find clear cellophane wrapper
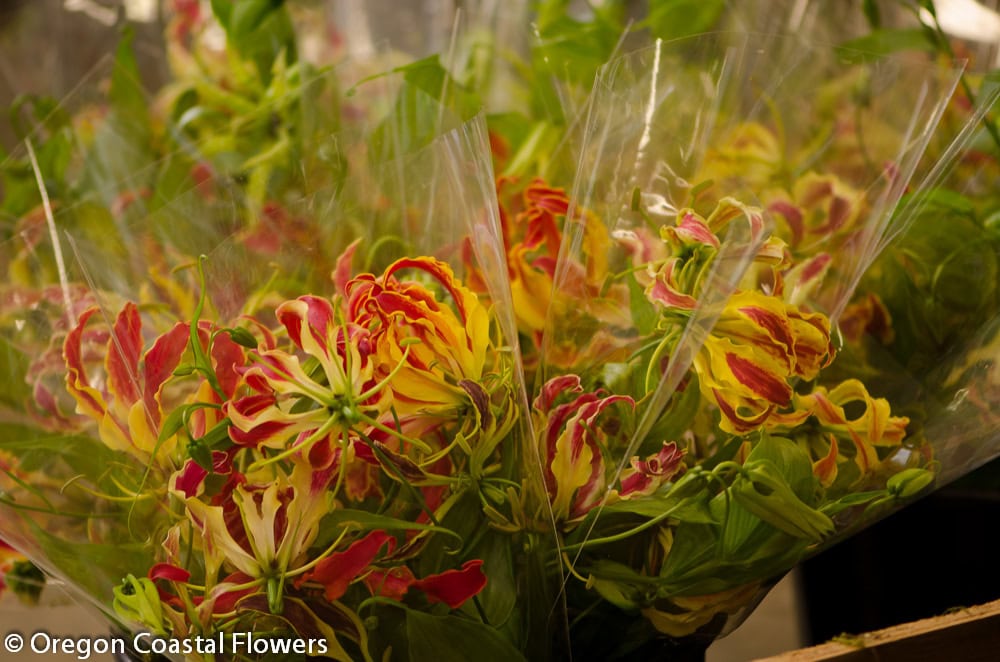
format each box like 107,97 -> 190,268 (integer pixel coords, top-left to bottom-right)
0,9 -> 565,658
527,31 -> 996,658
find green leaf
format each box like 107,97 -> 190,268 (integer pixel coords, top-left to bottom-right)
67,202 -> 129,263
198,418 -> 233,449
644,0 -> 726,41
110,27 -> 147,119
406,609 -> 527,662
837,29 -> 934,62
468,531 -> 517,626
149,154 -> 196,214
158,406 -> 188,443
315,509 -> 462,547
730,462 -> 833,542
229,0 -> 284,39
210,0 -> 294,82
886,467 -> 935,498
0,425 -> 119,478
497,119 -> 560,178
602,490 -> 717,525
534,0 -> 572,31
0,337 -> 30,408
639,376 -> 701,456
716,495 -> 767,558
898,188 -> 975,217
1,97 -> 73,219
744,433 -> 818,504
187,439 -> 213,471
532,13 -> 620,87
209,0 -> 233,28
863,0 -> 882,28
628,271 -> 658,337
932,242 -> 998,312
657,520 -> 720,582
367,56 -> 481,161
26,520 -> 154,602
416,489 -> 480,577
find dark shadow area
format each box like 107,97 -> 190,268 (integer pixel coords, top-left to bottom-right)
801,457 -> 1000,643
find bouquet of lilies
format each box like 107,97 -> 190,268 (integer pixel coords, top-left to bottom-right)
2,1 -> 999,660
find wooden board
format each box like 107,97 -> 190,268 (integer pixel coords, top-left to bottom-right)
759,598 -> 1000,662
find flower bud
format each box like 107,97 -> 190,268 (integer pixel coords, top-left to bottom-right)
886,468 -> 935,499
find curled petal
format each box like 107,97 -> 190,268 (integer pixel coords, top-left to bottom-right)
173,460 -> 210,499
647,260 -> 699,311
226,395 -> 328,449
813,435 -> 839,488
142,322 -> 190,425
534,374 -> 583,412
347,259 -> 491,416
333,239 -> 362,298
171,450 -> 236,499
208,331 -> 246,397
780,379 -> 908,475
296,530 -> 393,602
206,572 -> 257,614
243,350 -> 328,398
543,387 -> 634,519
783,253 -> 832,306
662,211 -> 720,249
839,293 -> 894,345
105,302 -> 143,412
63,307 -> 107,421
363,566 -> 416,601
277,296 -> 336,365
148,563 -> 191,583
411,560 -> 487,609
620,442 -> 686,499
724,351 -> 793,406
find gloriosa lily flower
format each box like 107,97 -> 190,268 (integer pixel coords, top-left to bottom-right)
644,200 -> 834,434
63,301 -> 248,468
771,379 -> 909,480
492,177 -> 566,341
696,122 -> 783,200
64,303 -> 189,465
534,375 -> 633,521
618,442 -> 686,499
345,257 -> 491,417
766,172 -> 867,251
181,460 -> 333,588
227,294 -> 383,452
296,530 -> 487,609
693,290 -> 833,434
839,292 -> 894,345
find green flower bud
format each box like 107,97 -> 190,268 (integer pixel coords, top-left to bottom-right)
732,461 -> 834,542
113,575 -> 166,635
886,468 -> 935,499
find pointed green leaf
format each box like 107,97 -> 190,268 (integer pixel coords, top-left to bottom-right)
406,609 -> 526,662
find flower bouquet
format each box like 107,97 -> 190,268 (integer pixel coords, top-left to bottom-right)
2,1 -> 999,661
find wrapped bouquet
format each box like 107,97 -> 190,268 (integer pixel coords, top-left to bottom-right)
1,1 -> 998,660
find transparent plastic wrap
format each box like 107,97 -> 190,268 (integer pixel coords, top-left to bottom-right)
4,3 -> 1000,661
0,9 -> 561,659
525,33 -> 983,659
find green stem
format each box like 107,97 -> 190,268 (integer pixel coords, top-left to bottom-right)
247,414 -> 342,472
560,502 -> 683,552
